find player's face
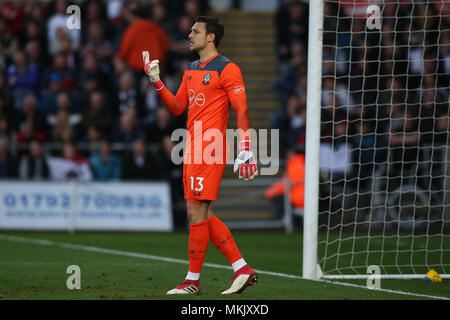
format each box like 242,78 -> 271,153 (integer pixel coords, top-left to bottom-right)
188,22 -> 212,52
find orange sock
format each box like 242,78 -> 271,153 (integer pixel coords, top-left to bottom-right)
209,216 -> 243,265
187,219 -> 210,277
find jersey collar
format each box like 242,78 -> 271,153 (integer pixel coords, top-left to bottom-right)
200,53 -> 219,69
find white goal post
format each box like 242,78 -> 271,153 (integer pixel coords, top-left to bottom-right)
303,0 -> 450,280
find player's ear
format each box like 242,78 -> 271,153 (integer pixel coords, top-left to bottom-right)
207,32 -> 215,44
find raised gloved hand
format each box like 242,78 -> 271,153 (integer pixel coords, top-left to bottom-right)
142,51 -> 160,83
233,140 -> 258,181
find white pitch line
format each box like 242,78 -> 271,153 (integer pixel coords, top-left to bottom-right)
320,279 -> 450,300
0,234 -> 448,300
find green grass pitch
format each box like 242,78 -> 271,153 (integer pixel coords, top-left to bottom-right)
0,231 -> 449,300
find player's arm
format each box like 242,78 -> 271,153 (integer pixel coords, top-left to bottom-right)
221,63 -> 258,181
142,51 -> 187,116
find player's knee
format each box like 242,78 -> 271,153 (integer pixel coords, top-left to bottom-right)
187,210 -> 202,224
207,208 -> 215,220
187,205 -> 208,224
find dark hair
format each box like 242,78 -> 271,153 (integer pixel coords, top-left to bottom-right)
196,16 -> 224,48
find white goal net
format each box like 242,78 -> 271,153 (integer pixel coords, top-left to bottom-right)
314,0 -> 450,279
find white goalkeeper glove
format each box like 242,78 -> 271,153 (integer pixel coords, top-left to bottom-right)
233,140 -> 258,181
142,51 -> 160,83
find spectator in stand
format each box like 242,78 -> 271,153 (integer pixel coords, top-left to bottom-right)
58,36 -> 79,71
434,115 -> 450,146
81,21 -> 113,69
0,136 -> 18,179
47,0 -> 81,55
89,137 -> 121,181
6,50 -> 40,109
46,140 -> 92,181
151,1 -> 175,34
439,33 -> 450,86
15,93 -> 47,144
38,72 -> 64,115
407,35 -> 426,91
290,41 -> 308,77
352,119 -> 386,190
294,74 -> 307,100
417,74 -> 448,111
111,107 -> 144,149
0,116 -> 15,146
25,40 -> 46,74
121,137 -> 163,181
18,139 -> 49,180
81,91 -> 113,136
48,109 -> 79,145
0,74 -> 15,127
286,95 -> 307,152
183,0 -> 203,22
60,140 -> 83,161
271,41 -> 307,113
79,125 -> 102,158
0,18 -> 19,61
116,71 -> 137,115
109,0 -> 137,52
115,4 -> 169,72
110,56 -> 128,103
16,118 -> 46,159
265,144 -> 306,216
388,108 -> 420,183
42,53 -> 75,92
169,15 -> 198,71
417,75 -> 448,145
20,19 -> 46,53
1,1 -> 25,37
275,0 -> 308,63
322,77 -> 352,116
80,0 -> 111,44
106,0 -> 123,28
320,117 -> 354,181
271,93 -> 304,158
75,73 -> 102,112
21,0 -> 48,34
146,106 -> 176,146
77,51 -> 109,94
46,92 -> 81,127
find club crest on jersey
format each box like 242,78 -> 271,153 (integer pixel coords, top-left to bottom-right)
234,86 -> 244,95
202,73 -> 212,85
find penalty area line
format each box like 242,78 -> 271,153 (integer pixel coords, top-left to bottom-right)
0,234 -> 448,300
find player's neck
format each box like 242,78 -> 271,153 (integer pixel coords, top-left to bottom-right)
198,47 -> 219,63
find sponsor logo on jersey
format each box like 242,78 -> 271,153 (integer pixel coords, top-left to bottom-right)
202,73 -> 212,85
188,89 -> 206,108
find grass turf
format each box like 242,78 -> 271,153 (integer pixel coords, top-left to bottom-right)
0,231 -> 449,300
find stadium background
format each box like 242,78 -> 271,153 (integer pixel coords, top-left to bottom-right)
0,0 -> 450,300
0,0 -> 311,230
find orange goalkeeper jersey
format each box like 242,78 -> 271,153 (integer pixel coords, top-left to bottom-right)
158,53 -> 250,165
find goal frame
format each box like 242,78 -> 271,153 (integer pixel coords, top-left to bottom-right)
303,0 -> 450,280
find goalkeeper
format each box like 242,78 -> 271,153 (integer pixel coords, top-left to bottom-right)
142,16 -> 258,295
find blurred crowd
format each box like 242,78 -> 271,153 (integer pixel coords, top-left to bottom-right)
272,0 -> 450,197
1,0 -> 449,213
0,0 -> 214,208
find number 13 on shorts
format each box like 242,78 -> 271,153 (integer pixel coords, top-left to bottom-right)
190,176 -> 204,191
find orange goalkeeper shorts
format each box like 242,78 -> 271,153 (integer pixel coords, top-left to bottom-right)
183,162 -> 227,201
